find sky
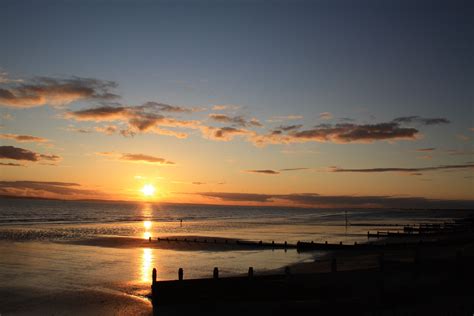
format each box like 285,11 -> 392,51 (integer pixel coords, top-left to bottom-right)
0,0 -> 473,208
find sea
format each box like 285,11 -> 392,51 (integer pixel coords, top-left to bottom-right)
0,197 -> 472,313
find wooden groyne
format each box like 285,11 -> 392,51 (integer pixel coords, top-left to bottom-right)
150,251 -> 474,315
148,236 -> 297,250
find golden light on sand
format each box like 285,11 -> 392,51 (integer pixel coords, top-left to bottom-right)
144,220 -> 152,229
141,184 -> 156,197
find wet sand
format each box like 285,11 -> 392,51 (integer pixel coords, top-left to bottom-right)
0,287 -> 152,316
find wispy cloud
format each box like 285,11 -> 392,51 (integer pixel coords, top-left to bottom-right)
244,168 -> 309,175
392,116 -> 450,125
416,148 -> 436,152
0,77 -> 118,108
0,180 -> 101,199
212,104 -> 240,111
245,169 -> 280,175
267,115 -> 303,123
96,151 -> 175,165
0,146 -> 60,163
66,103 -> 200,139
198,192 -> 474,209
319,112 -> 333,120
330,163 -> 474,174
0,133 -> 49,143
208,114 -> 262,127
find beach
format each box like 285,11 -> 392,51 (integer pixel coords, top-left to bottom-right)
1,197 -> 473,315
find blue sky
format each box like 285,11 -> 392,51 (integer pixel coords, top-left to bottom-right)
0,0 -> 473,207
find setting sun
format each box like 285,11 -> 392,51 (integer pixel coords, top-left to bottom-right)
141,184 -> 156,197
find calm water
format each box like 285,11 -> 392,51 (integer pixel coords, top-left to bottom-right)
0,197 -> 472,312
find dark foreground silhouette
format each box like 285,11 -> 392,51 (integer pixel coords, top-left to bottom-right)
151,217 -> 474,315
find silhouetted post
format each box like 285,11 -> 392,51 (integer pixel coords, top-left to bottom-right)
248,267 -> 254,279
285,266 -> 291,277
214,239 -> 217,243
272,241 -> 275,248
354,242 -> 357,246
213,267 -> 219,279
331,258 -> 337,272
379,253 -> 385,272
339,241 -> 342,245
149,236 -> 151,242
325,241 -> 328,245
456,250 -> 463,279
284,241 -> 287,248
152,268 -> 157,284
178,268 -> 183,281
259,240 -> 263,246
367,231 -> 370,239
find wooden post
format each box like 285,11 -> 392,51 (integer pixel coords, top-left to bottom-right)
331,258 -> 337,272
178,268 -> 183,281
149,236 -> 151,242
248,267 -> 254,279
354,242 -> 357,246
339,241 -> 342,245
367,231 -> 370,239
259,240 -> 263,246
325,241 -> 328,245
379,253 -> 384,272
152,268 -> 157,284
213,267 -> 219,279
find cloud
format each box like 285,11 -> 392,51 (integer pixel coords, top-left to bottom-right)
0,77 -> 118,108
416,148 -> 436,152
66,104 -> 200,139
331,163 -> 474,174
245,169 -> 280,175
0,162 -> 24,167
0,180 -> 101,199
319,112 -> 333,120
392,116 -> 450,125
0,133 -> 49,143
141,101 -> 195,113
280,167 -> 309,172
200,126 -> 253,141
0,71 -> 23,84
94,125 -> 118,135
0,146 -> 61,162
286,122 -> 418,144
212,104 -> 240,111
120,153 -> 175,165
208,114 -> 262,127
96,151 -> 175,165
278,124 -> 303,131
197,192 -> 474,209
244,167 -> 309,175
267,115 -> 303,123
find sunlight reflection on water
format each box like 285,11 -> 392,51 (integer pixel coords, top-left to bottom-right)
141,248 -> 153,283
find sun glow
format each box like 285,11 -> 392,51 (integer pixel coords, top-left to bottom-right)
141,184 -> 156,197
144,220 -> 152,229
